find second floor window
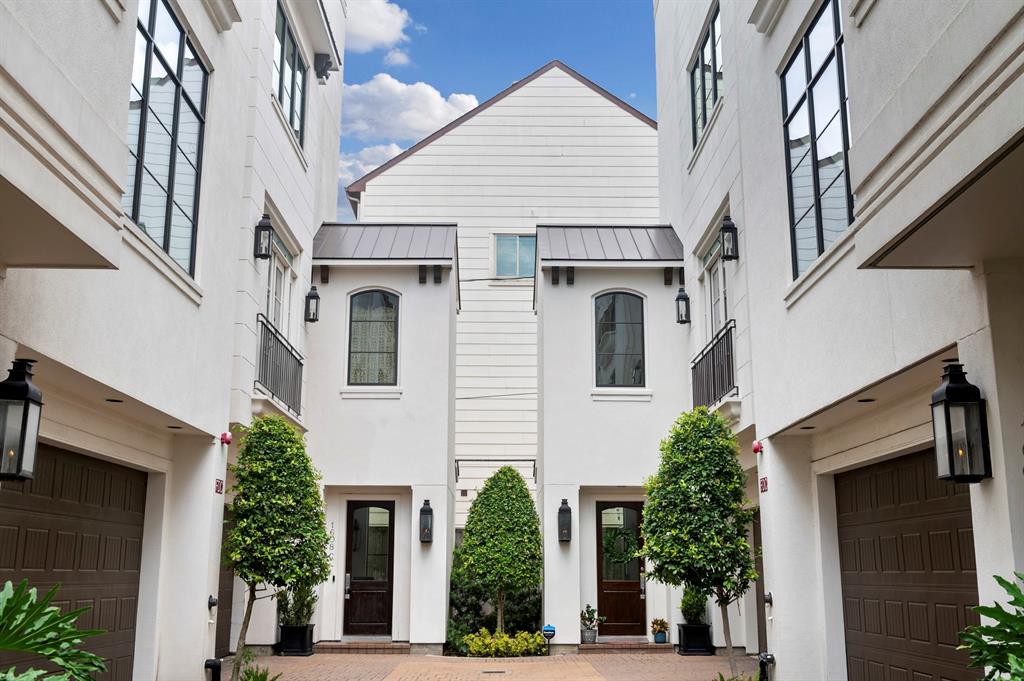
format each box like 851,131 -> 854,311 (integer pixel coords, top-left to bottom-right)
782,0 -> 852,279
123,0 -> 207,274
273,4 -> 307,145
595,292 -> 645,388
265,232 -> 295,334
495,235 -> 536,278
349,290 -> 399,386
706,253 -> 728,334
690,7 -> 722,146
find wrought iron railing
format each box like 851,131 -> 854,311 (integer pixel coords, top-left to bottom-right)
256,313 -> 303,415
691,319 -> 736,408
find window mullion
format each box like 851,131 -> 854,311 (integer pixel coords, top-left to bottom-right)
162,31 -> 185,253
802,45 -> 825,258
710,20 -> 718,103
835,40 -> 854,226
133,34 -> 154,222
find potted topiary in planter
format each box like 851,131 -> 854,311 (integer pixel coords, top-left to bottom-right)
651,618 -> 669,644
580,604 -> 605,644
677,587 -> 714,655
277,583 -> 317,656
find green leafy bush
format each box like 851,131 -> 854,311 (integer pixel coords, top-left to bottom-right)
579,604 -> 605,630
238,666 -> 282,681
959,571 -> 1024,679
277,582 -> 317,626
681,586 -> 709,625
0,580 -> 106,681
651,618 -> 669,635
457,467 -> 542,633
463,629 -> 547,657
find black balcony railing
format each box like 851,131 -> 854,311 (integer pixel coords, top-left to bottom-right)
691,319 -> 736,408
256,313 -> 303,415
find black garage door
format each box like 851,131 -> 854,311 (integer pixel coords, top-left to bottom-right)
836,449 -> 980,681
0,444 -> 147,681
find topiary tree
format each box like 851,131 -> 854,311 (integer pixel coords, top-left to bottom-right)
639,407 -> 756,677
458,466 -> 542,633
224,415 -> 330,681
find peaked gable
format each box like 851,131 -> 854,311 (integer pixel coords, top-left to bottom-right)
345,60 -> 656,213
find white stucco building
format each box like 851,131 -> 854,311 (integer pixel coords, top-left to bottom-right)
0,0 -> 344,678
655,0 -> 1023,679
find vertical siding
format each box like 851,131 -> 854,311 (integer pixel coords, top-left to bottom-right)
357,67 -> 659,523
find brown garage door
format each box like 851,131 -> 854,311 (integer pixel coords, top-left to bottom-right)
0,444 -> 147,681
836,449 -> 980,681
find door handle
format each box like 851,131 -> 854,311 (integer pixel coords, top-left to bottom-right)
639,574 -> 646,600
344,573 -> 351,600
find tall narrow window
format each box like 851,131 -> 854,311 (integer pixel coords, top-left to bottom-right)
264,231 -> 294,335
123,0 -> 207,274
274,4 -> 307,145
495,235 -> 536,278
595,292 -> 645,388
689,7 -> 722,147
782,0 -> 852,279
349,290 -> 399,386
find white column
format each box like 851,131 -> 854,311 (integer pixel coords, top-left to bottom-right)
542,484 -> 580,651
409,484 -> 450,651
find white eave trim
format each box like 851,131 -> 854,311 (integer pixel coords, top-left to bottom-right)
199,0 -> 241,32
313,259 -> 453,267
541,260 -> 684,268
295,0 -> 342,70
748,0 -> 788,35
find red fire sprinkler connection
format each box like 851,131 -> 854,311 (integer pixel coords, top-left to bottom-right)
752,440 -> 764,455
220,432 -> 232,446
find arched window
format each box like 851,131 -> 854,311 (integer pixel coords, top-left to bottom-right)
348,290 -> 399,385
595,292 -> 645,387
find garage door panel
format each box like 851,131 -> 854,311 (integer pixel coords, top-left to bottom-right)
837,450 -> 980,681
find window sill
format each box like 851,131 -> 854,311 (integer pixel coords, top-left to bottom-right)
121,217 -> 203,305
489,277 -> 534,288
340,387 -> 403,400
782,218 -> 860,309
687,96 -> 725,175
591,388 -> 653,403
270,94 -> 309,171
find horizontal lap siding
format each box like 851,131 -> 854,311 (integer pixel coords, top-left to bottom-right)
357,68 -> 658,522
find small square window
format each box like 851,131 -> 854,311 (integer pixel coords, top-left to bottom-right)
495,235 -> 536,278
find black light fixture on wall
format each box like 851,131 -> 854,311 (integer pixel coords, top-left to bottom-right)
254,214 -> 273,260
419,500 -> 434,543
931,363 -> 991,483
720,215 -> 739,261
0,359 -> 43,481
304,286 -> 321,323
675,287 -> 691,325
558,499 -> 572,542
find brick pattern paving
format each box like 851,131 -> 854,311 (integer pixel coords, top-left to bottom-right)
253,652 -> 758,681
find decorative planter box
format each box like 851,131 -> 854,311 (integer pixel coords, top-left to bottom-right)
279,624 -> 315,656
676,623 -> 714,655
581,629 -> 598,644
653,631 -> 667,644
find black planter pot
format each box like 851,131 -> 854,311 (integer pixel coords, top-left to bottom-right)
676,623 -> 714,656
278,623 -> 315,656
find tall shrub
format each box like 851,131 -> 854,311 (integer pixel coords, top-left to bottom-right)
640,407 -> 756,677
224,415 -> 330,681
459,466 -> 542,633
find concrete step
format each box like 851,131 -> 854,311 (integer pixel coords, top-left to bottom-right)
578,642 -> 676,654
313,641 -> 411,655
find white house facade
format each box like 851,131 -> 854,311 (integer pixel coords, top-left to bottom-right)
0,0 -> 344,678
655,0 -> 1023,679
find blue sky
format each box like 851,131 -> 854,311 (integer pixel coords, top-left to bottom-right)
337,0 -> 656,218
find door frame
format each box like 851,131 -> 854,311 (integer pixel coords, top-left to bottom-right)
342,500 -> 396,637
595,501 -> 646,636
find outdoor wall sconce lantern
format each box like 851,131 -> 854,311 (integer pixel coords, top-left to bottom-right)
314,54 -> 333,83
720,215 -> 739,261
931,363 -> 991,483
419,500 -> 433,543
254,214 -> 273,260
675,287 -> 691,325
558,499 -> 572,542
304,286 -> 321,323
0,359 -> 43,481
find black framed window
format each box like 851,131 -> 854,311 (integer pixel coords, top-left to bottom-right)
273,4 -> 307,145
123,0 -> 207,274
595,292 -> 645,387
690,7 -> 722,146
349,290 -> 398,385
781,0 -> 852,279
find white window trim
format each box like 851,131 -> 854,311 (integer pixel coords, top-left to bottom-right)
590,288 -> 651,396
343,285 -> 402,391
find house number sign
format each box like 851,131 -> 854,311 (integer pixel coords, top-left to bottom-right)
215,479 -> 224,494
759,476 -> 768,493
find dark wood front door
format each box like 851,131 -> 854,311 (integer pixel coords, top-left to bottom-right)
343,501 -> 395,636
215,508 -> 235,658
836,449 -> 980,681
751,509 -> 768,654
596,502 -> 645,636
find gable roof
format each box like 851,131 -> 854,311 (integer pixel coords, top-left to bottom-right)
537,225 -> 684,263
345,60 -> 657,214
314,223 -> 457,261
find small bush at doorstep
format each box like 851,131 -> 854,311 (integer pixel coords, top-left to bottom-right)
277,582 -> 317,626
651,618 -> 669,635
239,666 -> 282,681
463,629 -> 547,657
681,586 -> 709,625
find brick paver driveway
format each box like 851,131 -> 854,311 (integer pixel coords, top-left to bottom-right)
253,653 -> 757,681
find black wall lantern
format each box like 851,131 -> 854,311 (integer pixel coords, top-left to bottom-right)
419,500 -> 433,543
558,499 -> 571,542
254,214 -> 273,260
675,287 -> 691,324
0,359 -> 43,481
720,215 -> 739,261
931,363 -> 991,483
304,286 -> 321,323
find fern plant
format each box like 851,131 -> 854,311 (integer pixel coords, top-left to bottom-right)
959,572 -> 1024,679
0,580 -> 106,681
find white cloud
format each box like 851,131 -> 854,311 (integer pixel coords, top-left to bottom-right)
629,92 -> 637,99
343,73 -> 478,142
338,143 -> 405,188
346,0 -> 413,53
383,48 -> 410,67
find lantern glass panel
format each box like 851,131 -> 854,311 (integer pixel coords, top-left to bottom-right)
0,400 -> 25,477
949,403 -> 985,478
722,230 -> 736,257
932,403 -> 950,478
21,402 -> 40,479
